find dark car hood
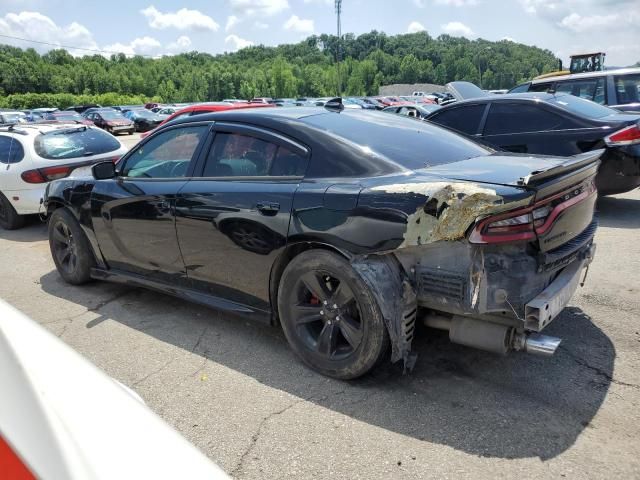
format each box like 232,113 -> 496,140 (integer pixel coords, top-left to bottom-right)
421,151 -> 603,188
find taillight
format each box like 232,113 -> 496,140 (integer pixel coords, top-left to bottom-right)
21,165 -> 73,184
605,123 -> 640,146
469,180 -> 596,244
0,436 -> 36,480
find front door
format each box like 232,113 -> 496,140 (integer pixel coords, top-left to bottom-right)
91,124 -> 209,283
176,124 -> 309,311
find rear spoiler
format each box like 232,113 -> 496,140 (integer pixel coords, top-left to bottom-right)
517,149 -> 604,186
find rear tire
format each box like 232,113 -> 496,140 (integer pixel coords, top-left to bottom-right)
48,208 -> 95,285
278,250 -> 389,379
0,192 -> 25,230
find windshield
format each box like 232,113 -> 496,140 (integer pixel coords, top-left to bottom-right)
2,113 -> 26,123
53,113 -> 83,121
34,127 -> 120,160
130,110 -> 157,119
547,93 -> 617,119
101,111 -> 127,120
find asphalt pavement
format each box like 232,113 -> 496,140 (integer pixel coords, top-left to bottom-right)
1,189 -> 638,479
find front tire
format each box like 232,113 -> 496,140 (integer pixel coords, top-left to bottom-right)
48,208 -> 95,285
0,192 -> 25,230
278,250 -> 389,379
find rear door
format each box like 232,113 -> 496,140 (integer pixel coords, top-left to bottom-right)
90,123 -> 209,283
175,123 -> 309,311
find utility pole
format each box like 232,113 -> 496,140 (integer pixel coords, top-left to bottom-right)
335,0 -> 342,96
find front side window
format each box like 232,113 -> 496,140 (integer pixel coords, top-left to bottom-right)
203,132 -> 306,177
484,103 -> 565,135
122,126 -> 207,178
0,135 -> 25,164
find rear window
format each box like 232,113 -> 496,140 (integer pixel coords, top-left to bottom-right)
546,94 -> 616,119
614,73 -> 640,105
304,111 -> 492,171
34,127 -> 120,160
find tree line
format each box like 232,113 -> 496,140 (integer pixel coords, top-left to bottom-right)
0,30 -> 560,109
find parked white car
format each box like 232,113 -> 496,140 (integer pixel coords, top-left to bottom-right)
0,124 -> 127,230
0,299 -> 229,479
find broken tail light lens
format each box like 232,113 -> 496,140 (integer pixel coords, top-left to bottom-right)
469,180 -> 595,245
604,123 -> 640,146
21,165 -> 73,184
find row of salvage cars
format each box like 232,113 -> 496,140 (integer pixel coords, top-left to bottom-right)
1,79 -> 638,380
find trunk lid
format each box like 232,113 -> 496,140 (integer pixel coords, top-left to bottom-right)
422,150 -> 602,252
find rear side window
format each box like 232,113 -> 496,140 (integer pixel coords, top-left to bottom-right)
614,73 -> 640,105
429,104 -> 486,135
203,132 -> 306,177
34,127 -> 120,160
484,103 -> 565,135
0,135 -> 25,164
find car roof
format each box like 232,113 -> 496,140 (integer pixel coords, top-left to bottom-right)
530,66 -> 640,84
0,123 -> 99,136
440,92 -> 558,107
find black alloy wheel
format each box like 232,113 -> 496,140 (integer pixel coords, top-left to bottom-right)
48,208 -> 95,284
51,220 -> 78,276
292,270 -> 364,360
278,250 -> 388,379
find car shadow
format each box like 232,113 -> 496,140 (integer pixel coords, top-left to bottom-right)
596,195 -> 640,229
39,270 -> 613,461
0,217 -> 47,243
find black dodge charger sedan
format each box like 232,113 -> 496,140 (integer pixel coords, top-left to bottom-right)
425,92 -> 640,195
44,106 -> 600,379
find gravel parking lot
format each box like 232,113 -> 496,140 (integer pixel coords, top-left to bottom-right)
118,131 -> 145,150
1,189 -> 639,479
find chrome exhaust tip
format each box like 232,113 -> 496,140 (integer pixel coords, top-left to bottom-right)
524,334 -> 562,356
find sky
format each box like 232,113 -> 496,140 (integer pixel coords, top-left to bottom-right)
0,0 -> 638,66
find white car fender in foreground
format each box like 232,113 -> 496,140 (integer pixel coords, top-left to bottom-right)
0,299 -> 229,479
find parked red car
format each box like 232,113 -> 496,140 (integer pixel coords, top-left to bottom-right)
140,102 -> 274,138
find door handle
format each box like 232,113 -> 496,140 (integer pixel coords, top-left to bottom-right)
256,202 -> 280,215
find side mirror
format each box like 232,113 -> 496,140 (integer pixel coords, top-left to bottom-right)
92,161 -> 116,180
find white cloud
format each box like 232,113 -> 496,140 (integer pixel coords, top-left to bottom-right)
283,15 -> 314,34
254,21 -> 269,29
0,11 -> 98,55
229,0 -> 289,16
559,12 -> 620,32
441,21 -> 475,38
167,35 -> 192,53
225,15 -> 240,32
413,0 -> 427,6
225,34 -> 254,51
103,36 -> 162,57
407,21 -> 426,33
140,6 -> 219,31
